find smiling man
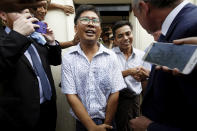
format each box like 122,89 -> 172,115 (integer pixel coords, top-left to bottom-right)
112,20 -> 151,131
61,4 -> 126,131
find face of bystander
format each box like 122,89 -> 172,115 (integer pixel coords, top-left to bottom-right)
0,9 -> 30,29
30,0 -> 48,21
114,25 -> 133,50
75,10 -> 102,44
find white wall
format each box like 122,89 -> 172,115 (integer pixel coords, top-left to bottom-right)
44,0 -> 76,131
129,12 -> 154,51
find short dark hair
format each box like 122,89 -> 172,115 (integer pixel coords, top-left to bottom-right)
74,4 -> 100,25
133,0 -> 181,9
112,20 -> 133,37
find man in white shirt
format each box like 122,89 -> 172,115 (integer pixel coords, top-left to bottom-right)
112,20 -> 151,131
61,5 -> 126,131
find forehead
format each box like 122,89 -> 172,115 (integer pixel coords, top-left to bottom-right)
116,25 -> 132,35
80,11 -> 99,18
7,12 -> 22,19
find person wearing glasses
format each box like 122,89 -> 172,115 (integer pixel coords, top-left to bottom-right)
61,4 -> 126,131
101,26 -> 114,49
112,20 -> 151,131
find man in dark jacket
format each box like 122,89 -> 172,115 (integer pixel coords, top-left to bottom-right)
0,8 -> 61,131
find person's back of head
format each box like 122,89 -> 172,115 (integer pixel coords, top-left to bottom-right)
132,0 -> 182,9
74,4 -> 100,25
112,20 -> 133,38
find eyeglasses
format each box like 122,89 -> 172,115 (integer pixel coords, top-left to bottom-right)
79,17 -> 100,26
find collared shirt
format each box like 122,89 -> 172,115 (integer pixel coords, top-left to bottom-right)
61,43 -> 126,119
112,47 -> 151,95
5,27 -> 50,104
162,0 -> 189,35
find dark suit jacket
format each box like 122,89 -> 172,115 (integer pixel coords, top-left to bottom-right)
142,3 -> 197,131
0,27 -> 61,130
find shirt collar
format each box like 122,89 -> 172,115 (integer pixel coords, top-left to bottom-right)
161,0 -> 189,36
5,26 -> 11,34
69,42 -> 110,56
113,46 -> 136,59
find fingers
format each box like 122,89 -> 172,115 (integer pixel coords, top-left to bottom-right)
13,13 -> 39,35
130,118 -> 137,128
156,66 -> 171,73
173,37 -> 197,45
103,124 -> 113,129
172,68 -> 181,76
64,5 -> 74,14
155,66 -> 182,75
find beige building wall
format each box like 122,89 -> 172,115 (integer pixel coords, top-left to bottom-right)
129,12 -> 154,51
44,0 -> 76,131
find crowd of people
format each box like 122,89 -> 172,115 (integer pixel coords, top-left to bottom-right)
0,0 -> 197,131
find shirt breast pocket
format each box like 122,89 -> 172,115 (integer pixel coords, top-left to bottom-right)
93,67 -> 112,93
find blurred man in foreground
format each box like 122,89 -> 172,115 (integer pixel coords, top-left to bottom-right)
0,0 -> 46,12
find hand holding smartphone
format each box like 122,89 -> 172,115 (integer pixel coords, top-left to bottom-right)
34,21 -> 47,34
143,42 -> 197,74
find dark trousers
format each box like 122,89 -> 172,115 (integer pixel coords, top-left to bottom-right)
33,100 -> 57,131
76,118 -> 117,131
115,88 -> 140,131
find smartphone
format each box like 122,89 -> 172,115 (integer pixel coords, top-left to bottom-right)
143,42 -> 197,74
34,21 -> 47,34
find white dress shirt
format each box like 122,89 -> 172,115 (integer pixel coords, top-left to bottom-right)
113,47 -> 151,95
61,43 -> 126,119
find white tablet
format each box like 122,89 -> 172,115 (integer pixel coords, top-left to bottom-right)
143,42 -> 197,74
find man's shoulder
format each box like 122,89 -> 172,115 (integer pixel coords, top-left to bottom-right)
133,48 -> 145,56
178,3 -> 197,24
100,45 -> 117,58
62,46 -> 79,61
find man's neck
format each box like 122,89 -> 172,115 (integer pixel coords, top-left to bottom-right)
80,40 -> 99,62
120,46 -> 133,60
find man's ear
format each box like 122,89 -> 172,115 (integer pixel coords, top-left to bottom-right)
74,25 -> 78,33
139,1 -> 150,16
0,11 -> 7,22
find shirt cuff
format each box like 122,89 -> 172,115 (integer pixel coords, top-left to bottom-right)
48,40 -> 59,46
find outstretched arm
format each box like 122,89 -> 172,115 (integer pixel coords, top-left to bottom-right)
48,3 -> 74,15
104,92 -> 119,126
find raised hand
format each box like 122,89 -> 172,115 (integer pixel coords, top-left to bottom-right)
13,11 -> 39,36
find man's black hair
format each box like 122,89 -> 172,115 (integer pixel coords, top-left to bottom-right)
74,4 -> 100,25
112,20 -> 133,37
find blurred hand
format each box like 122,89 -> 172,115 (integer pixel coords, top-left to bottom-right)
42,26 -> 55,45
63,5 -> 74,15
13,13 -> 39,36
155,66 -> 181,76
72,33 -> 80,45
132,66 -> 150,82
173,37 -> 197,45
89,124 -> 113,131
130,116 -> 152,129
